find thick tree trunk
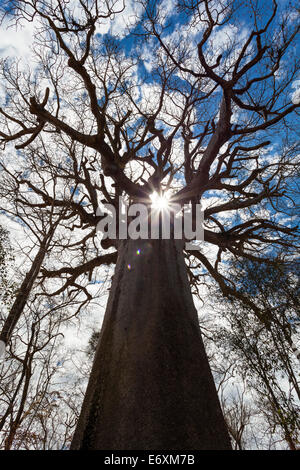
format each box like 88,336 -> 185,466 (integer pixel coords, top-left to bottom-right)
71,239 -> 231,450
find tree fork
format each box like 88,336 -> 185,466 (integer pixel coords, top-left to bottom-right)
71,238 -> 231,450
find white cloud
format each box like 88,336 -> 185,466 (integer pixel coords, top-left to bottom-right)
0,17 -> 35,59
95,0 -> 144,38
291,80 -> 300,104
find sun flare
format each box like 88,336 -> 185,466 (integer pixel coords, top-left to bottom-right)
150,191 -> 170,211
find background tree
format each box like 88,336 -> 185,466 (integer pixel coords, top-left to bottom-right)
0,0 -> 299,450
208,255 -> 300,449
0,224 -> 15,358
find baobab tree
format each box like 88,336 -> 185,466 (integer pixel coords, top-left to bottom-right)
0,0 -> 299,450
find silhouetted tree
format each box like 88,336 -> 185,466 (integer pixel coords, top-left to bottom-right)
0,0 -> 299,449
212,255 -> 300,449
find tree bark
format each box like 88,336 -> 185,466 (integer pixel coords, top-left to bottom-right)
71,239 -> 231,450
